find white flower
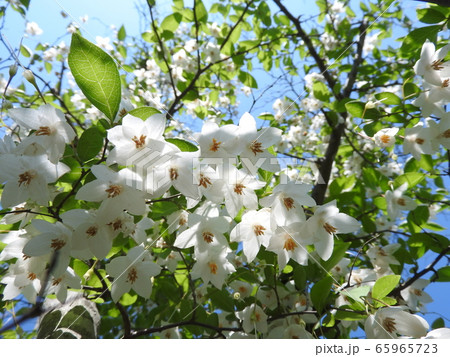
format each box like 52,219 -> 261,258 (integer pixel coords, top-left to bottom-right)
0,154 -> 69,208
26,22 -> 43,36
266,222 -> 312,269
365,307 -> 429,339
106,113 -> 173,166
414,40 -> 450,86
385,183 -> 417,220
173,212 -> 230,253
190,247 -> 236,288
400,279 -> 433,312
95,36 -> 114,51
22,220 -> 73,276
195,121 -> 239,158
167,210 -> 189,234
373,127 -> 399,148
75,165 -> 147,216
428,117 -> 450,150
424,328 -> 450,339
235,303 -> 268,334
346,268 -> 377,287
230,209 -> 273,262
1,254 -> 47,303
331,257 -> 351,278
106,245 -> 161,302
305,200 -> 360,261
237,112 -> 282,172
218,165 -> 266,218
8,104 -> 76,163
61,208 -> 122,259
260,177 -> 316,226
230,281 -> 253,299
48,267 -> 82,303
367,244 -> 400,275
403,122 -> 434,160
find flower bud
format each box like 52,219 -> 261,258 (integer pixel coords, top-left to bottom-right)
23,69 -> 37,85
9,64 -> 18,77
83,267 -> 94,282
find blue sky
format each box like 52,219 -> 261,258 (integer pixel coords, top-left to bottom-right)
1,0 -> 449,335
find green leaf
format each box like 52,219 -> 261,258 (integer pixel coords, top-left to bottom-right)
208,288 -> 234,312
194,0 -> 208,23
166,138 -> 199,152
68,33 -> 121,120
345,101 -> 380,119
150,201 -> 179,220
293,265 -> 306,291
335,309 -> 365,321
160,12 -> 182,32
59,306 -> 96,338
128,106 -> 161,120
394,172 -> 425,189
407,205 -> 430,227
372,275 -> 401,300
400,26 -> 440,57
20,44 -> 31,58
432,317 -> 445,329
342,285 -> 371,305
417,8 -> 446,24
119,292 -> 138,306
238,71 -> 258,88
310,276 -> 333,313
312,81 -> 330,101
374,92 -> 402,106
117,25 -> 126,41
77,127 -> 105,161
37,310 -> 62,339
436,266 -> 450,282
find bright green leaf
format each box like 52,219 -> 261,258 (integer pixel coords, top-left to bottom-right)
394,172 -> 425,189
128,106 -> 161,120
166,138 -> 199,152
417,8 -> 446,24
68,33 -> 121,120
372,275 -> 401,300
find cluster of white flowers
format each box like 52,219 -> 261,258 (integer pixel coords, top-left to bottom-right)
0,105 -> 363,315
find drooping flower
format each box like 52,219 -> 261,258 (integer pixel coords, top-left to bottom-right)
173,212 -> 230,254
106,113 -> 174,166
195,121 -> 239,158
47,267 -> 82,303
8,104 -> 76,163
237,112 -> 282,172
266,222 -> 312,270
365,307 -> 429,339
75,165 -> 147,216
235,303 -> 268,334
22,219 -> 73,276
106,245 -> 161,302
259,176 -> 316,226
367,243 -> 401,276
230,209 -> 273,263
219,165 -> 266,218
0,154 -> 69,208
305,200 -> 360,261
413,40 -> 450,86
385,183 -> 417,220
190,246 -> 236,288
400,279 -> 433,312
403,122 -> 434,160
